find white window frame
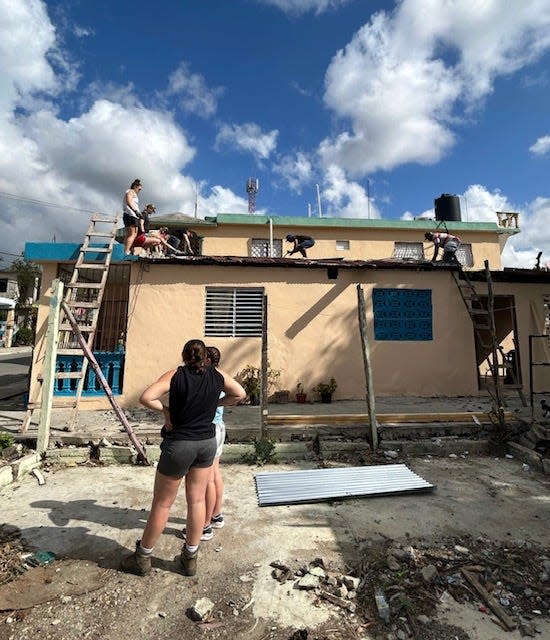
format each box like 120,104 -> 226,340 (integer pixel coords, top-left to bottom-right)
205,287 -> 264,337
250,238 -> 283,258
336,240 -> 350,251
393,242 -> 425,260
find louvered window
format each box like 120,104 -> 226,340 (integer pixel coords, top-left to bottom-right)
250,239 -> 283,258
205,287 -> 264,337
393,242 -> 425,260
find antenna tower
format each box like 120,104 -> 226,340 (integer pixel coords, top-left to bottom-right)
246,177 -> 259,213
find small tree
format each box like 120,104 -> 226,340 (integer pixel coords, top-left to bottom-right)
9,257 -> 41,333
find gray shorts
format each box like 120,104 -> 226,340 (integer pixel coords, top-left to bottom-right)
215,421 -> 226,458
157,437 -> 217,478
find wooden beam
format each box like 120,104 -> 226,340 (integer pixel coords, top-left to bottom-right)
36,279 -> 63,455
266,411 -> 512,426
357,284 -> 378,450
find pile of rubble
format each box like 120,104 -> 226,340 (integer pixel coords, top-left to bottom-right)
0,525 -> 32,587
356,535 -> 549,639
269,557 -> 360,613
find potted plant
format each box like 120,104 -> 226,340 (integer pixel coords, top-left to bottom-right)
239,365 -> 261,405
296,382 -> 307,403
313,377 -> 338,403
238,363 -> 282,406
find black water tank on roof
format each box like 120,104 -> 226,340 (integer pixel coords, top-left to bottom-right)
434,193 -> 461,222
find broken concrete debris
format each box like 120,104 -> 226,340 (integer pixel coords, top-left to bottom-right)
356,534 -> 549,636
186,596 -> 215,622
269,558 -> 359,612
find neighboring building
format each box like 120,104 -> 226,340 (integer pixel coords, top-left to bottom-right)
24,206 -> 550,409
0,270 -> 20,347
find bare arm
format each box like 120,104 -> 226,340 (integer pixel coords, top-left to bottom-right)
125,189 -> 139,215
217,367 -> 246,406
140,369 -> 176,412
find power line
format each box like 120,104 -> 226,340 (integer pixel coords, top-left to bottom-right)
0,190 -> 101,214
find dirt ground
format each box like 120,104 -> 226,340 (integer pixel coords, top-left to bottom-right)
0,452 -> 549,640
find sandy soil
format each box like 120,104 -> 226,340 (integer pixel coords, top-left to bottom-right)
0,453 -> 548,640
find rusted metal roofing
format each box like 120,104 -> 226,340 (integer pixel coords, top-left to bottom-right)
143,253 -> 457,271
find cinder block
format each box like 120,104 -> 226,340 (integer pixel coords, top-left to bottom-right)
222,444 -> 253,462
45,447 -> 90,465
144,445 -> 161,463
12,452 -> 41,480
0,465 -> 13,488
507,442 -> 544,472
99,445 -> 135,464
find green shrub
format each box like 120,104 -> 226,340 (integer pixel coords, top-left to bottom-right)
14,327 -> 34,346
242,437 -> 278,465
0,432 -> 15,450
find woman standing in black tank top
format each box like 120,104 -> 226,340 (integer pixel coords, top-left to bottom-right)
121,339 -> 246,577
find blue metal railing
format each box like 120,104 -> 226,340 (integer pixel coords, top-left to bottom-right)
54,351 -> 124,396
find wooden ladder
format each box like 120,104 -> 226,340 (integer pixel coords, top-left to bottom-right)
452,262 -> 527,408
21,213 -> 120,432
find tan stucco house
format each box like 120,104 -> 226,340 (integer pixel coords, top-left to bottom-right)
24,209 -> 550,409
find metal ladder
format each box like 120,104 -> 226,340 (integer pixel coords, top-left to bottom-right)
452,262 -> 527,408
21,214 -> 119,432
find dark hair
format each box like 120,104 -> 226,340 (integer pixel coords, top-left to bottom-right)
182,339 -> 207,373
206,345 -> 221,367
131,179 -> 142,189
286,234 -> 294,241
424,232 -> 433,240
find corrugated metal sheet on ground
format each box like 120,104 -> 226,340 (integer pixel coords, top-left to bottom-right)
254,464 -> 435,506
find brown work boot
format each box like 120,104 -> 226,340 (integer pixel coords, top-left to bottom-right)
120,541 -> 151,576
180,545 -> 198,576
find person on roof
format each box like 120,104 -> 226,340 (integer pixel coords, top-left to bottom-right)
140,203 -> 156,234
424,231 -> 461,266
285,234 -> 315,258
122,179 -> 142,255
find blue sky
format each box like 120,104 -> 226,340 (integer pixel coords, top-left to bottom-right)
0,0 -> 549,267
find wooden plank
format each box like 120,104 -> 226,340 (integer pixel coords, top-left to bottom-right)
36,279 -> 63,455
461,569 -> 517,631
266,411 -> 512,426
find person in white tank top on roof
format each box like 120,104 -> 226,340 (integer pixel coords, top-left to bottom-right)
122,178 -> 142,255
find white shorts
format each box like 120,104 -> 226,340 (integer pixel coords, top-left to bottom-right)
215,421 -> 226,458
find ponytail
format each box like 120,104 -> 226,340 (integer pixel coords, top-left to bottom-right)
182,339 -> 207,374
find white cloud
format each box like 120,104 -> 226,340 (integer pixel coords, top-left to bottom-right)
321,165 -> 380,218
0,1 -> 246,257
165,61 -> 222,118
216,122 -> 279,161
273,152 -> 313,192
74,25 -> 93,38
405,184 -> 550,269
199,185 -> 251,215
0,0 -> 58,112
502,196 -> 550,268
256,0 -> 351,15
529,135 -> 550,155
320,0 -> 550,175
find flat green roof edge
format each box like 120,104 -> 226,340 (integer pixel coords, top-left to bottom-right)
207,214 -> 517,233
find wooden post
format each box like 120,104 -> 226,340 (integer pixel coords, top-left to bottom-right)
36,279 -> 63,456
357,284 -> 378,450
260,294 -> 268,439
485,260 -> 506,437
